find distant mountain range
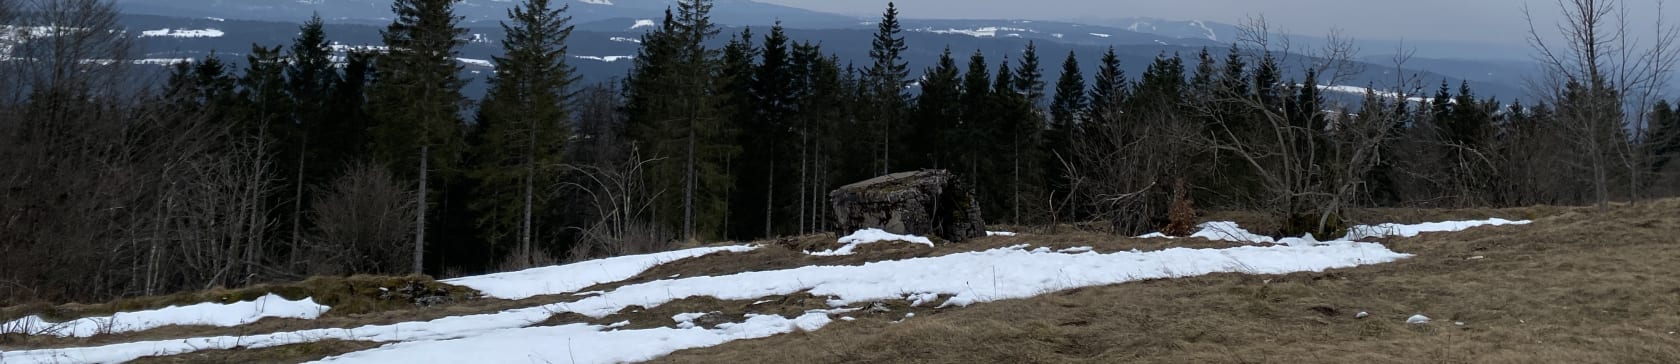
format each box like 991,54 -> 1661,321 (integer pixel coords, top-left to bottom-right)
107,0 -> 1540,101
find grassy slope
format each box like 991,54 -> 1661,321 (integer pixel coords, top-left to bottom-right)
653,201 -> 1680,363
20,201 -> 1679,363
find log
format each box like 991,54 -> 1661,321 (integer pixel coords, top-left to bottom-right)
829,170 -> 985,242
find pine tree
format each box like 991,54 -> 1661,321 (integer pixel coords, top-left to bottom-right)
957,49 -> 993,183
1045,50 -> 1085,218
866,2 -> 909,174
910,47 -> 960,169
738,22 -> 798,238
283,14 -> 342,266
472,0 -> 578,265
1648,100 -> 1680,175
622,0 -> 731,241
1088,47 -> 1127,131
994,55 -> 1041,223
368,0 -> 470,274
717,27 -> 756,239
1013,41 -> 1046,109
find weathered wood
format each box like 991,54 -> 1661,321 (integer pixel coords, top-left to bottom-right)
829,170 -> 985,242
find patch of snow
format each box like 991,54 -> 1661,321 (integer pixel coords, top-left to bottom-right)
131,58 -> 195,66
578,0 -> 613,4
1052,33 -> 1064,39
1,294 -> 327,338
455,58 -> 493,68
907,292 -> 940,307
1057,247 -> 1094,254
1089,33 -> 1111,38
1343,219 -> 1531,240
672,312 -> 712,329
916,26 -> 1031,38
631,19 -> 656,30
807,229 -> 934,256
609,36 -> 642,44
1407,314 -> 1431,324
442,245 -> 757,299
1141,218 -> 1531,245
206,17 -> 226,22
840,316 -> 856,321
138,28 -> 224,38
573,55 -> 634,62
986,231 -> 1017,237
1189,20 -> 1218,41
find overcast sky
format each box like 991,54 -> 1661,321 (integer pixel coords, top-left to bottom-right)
757,0 -> 1674,43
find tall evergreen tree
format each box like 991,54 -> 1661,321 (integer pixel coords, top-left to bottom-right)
368,0 -> 470,274
472,0 -> 578,264
910,47 -> 961,169
623,0 -> 731,241
737,22 -> 798,238
1649,99 -> 1680,175
1088,47 -> 1127,131
865,2 -> 909,174
1045,50 -> 1085,217
1013,41 -> 1046,109
284,13 -> 342,265
994,55 -> 1041,223
957,49 -> 993,181
717,27 -> 756,239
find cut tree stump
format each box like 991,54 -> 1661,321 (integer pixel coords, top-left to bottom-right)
829,170 -> 986,242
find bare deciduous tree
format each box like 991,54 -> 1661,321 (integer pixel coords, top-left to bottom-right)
307,162 -> 419,276
1525,0 -> 1679,210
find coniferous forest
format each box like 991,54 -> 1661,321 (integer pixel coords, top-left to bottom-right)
3,0 -> 1679,305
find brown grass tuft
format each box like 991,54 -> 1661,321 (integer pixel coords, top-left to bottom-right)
126,339 -> 381,364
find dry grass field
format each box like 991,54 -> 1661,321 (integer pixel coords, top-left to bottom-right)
6,200 -> 1676,363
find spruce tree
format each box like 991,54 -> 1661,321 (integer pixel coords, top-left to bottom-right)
866,2 -> 909,174
957,49 -> 993,182
284,14 -> 341,265
472,0 -> 577,264
718,27 -> 756,239
910,47 -> 961,169
622,0 -> 730,241
994,55 -> 1041,223
1046,50 -> 1085,217
739,22 -> 798,238
1013,41 -> 1046,109
1648,99 -> 1680,175
368,0 -> 470,274
1088,47 -> 1127,131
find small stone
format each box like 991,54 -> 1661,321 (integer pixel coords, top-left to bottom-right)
1355,311 -> 1370,319
1454,321 -> 1465,326
1466,256 -> 1486,260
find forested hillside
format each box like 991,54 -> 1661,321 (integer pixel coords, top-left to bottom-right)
2,0 -> 1677,306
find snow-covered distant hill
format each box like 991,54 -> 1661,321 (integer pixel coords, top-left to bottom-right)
112,0 -> 863,28
109,12 -> 1532,101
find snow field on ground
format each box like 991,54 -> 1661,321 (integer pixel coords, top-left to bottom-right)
0,294 -> 327,338
443,245 -> 759,300
7,218 -> 1527,363
1141,218 -> 1532,245
806,228 -> 935,256
9,236 -> 1411,363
